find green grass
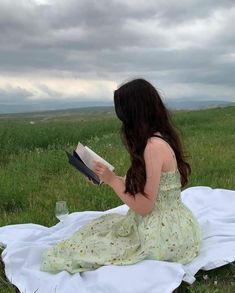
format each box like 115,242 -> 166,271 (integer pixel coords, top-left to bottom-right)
0,106 -> 235,292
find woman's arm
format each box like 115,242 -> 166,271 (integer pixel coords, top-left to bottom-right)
109,141 -> 164,217
116,175 -> 126,182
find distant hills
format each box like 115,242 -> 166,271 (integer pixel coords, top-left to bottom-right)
0,98 -> 234,115
0,100 -> 112,115
165,98 -> 235,110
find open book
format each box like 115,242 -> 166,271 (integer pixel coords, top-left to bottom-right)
65,142 -> 115,185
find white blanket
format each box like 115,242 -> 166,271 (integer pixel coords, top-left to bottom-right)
0,186 -> 235,293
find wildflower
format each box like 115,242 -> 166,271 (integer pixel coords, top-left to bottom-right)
203,274 -> 208,280
213,276 -> 218,285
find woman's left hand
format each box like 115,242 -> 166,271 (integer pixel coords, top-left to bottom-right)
92,160 -> 116,185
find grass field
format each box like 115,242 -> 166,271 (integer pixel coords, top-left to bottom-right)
0,106 -> 235,292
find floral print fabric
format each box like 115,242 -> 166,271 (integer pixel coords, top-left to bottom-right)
40,169 -> 203,273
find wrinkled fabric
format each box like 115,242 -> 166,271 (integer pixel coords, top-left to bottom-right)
0,184 -> 235,293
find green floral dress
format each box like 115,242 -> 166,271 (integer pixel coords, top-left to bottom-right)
40,169 -> 203,274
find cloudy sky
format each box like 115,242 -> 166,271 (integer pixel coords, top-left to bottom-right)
0,0 -> 235,111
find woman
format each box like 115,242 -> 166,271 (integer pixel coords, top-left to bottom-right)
40,78 -> 203,273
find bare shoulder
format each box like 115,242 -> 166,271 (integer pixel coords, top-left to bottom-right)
145,137 -> 166,152
144,138 -> 166,159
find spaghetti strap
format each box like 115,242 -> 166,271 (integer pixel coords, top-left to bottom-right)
151,134 -> 171,146
151,134 -> 174,155
152,134 -> 166,140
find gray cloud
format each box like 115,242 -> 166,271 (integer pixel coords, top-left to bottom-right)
0,85 -> 32,104
0,0 -> 235,107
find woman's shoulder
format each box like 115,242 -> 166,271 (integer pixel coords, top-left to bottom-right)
146,136 -> 167,149
145,136 -> 176,161
144,138 -> 166,158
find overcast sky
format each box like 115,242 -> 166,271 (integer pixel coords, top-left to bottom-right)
0,0 -> 235,108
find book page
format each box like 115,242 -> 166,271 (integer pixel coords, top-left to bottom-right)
84,146 -> 115,171
75,142 -> 114,172
75,142 -> 93,168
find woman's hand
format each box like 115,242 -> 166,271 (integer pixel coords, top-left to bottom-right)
92,160 -> 116,185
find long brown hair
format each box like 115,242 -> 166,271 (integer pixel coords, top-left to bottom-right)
114,78 -> 191,198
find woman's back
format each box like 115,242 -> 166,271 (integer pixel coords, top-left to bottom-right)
133,157 -> 202,264
122,133 -> 202,263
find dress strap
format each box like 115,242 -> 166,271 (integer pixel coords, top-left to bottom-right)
151,134 -> 169,145
152,134 -> 166,140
